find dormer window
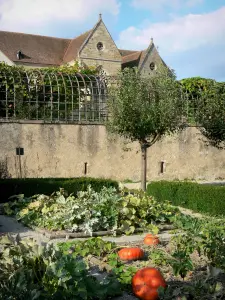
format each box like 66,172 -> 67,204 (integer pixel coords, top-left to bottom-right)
97,42 -> 103,51
17,50 -> 22,60
150,62 -> 155,70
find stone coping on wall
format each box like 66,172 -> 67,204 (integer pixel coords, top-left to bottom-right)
0,119 -> 105,125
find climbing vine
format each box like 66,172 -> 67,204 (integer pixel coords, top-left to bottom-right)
0,61 -> 106,122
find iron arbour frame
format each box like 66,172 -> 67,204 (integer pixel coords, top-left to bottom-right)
0,69 -> 108,123
0,67 -> 209,126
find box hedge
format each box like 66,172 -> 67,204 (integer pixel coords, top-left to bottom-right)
0,177 -> 119,203
147,181 -> 225,217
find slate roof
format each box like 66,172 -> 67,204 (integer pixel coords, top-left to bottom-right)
0,30 -> 93,66
0,31 -> 70,66
119,49 -> 138,57
63,30 -> 92,63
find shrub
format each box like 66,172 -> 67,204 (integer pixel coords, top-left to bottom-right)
0,177 -> 119,203
147,181 -> 225,217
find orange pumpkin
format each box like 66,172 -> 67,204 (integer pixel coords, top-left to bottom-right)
144,234 -> 159,246
132,267 -> 166,300
118,247 -> 144,261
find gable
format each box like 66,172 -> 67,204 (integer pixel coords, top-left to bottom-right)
79,20 -> 121,62
139,43 -> 167,76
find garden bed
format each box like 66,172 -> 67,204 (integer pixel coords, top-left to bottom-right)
58,235 -> 225,300
1,186 -> 225,299
2,186 -> 181,237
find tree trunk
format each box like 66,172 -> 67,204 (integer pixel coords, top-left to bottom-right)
141,143 -> 148,191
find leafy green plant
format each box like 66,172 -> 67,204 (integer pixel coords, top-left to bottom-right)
4,186 -> 182,236
0,234 -> 122,300
172,215 -> 225,274
159,278 -> 225,300
107,253 -> 137,286
4,186 -> 120,235
58,237 -> 117,258
169,250 -> 194,280
197,223 -> 225,270
148,248 -> 169,266
117,190 -> 180,234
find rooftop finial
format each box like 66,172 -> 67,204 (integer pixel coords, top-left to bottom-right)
99,13 -> 102,20
151,37 -> 153,42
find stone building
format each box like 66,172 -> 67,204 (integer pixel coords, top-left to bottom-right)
0,14 -> 166,76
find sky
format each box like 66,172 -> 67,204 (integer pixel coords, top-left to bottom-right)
0,0 -> 225,81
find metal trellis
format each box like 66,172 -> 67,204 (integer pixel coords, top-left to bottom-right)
0,69 -> 108,123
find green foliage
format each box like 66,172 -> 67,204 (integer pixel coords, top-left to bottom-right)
0,61 -> 99,121
59,238 -> 137,288
147,181 -> 225,216
148,247 -> 169,266
107,66 -> 183,144
106,253 -> 138,286
197,222 -> 225,269
58,237 -> 117,258
171,215 -> 225,270
0,234 -> 122,299
169,250 -> 194,280
195,81 -> 225,147
4,186 -> 120,234
180,77 -> 216,96
159,278 -> 225,300
3,187 -> 181,236
0,177 -> 119,203
179,77 -> 216,125
180,77 -> 225,147
117,190 -> 180,234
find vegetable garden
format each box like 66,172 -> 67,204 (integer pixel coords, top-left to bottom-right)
1,186 -> 225,299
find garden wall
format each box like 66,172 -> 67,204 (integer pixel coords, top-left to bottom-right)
0,121 -> 225,181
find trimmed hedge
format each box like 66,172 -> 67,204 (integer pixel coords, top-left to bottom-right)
0,177 -> 119,203
147,181 -> 225,217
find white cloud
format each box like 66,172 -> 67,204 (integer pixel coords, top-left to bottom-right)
0,0 -> 120,33
117,7 -> 225,81
131,0 -> 204,11
117,7 -> 225,53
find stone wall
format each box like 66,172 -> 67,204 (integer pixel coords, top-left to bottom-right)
0,122 -> 224,181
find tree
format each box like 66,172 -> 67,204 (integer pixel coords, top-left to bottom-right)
180,77 -> 225,148
106,67 -> 183,190
179,77 -> 216,125
194,80 -> 225,148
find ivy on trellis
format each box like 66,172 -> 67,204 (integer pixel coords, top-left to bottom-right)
0,61 -> 107,122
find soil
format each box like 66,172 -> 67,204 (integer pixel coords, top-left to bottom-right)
85,239 -> 225,300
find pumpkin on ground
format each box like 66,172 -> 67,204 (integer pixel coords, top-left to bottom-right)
132,267 -> 166,300
118,247 -> 144,261
143,234 -> 160,246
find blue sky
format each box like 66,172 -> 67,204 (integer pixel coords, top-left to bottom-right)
0,0 -> 225,81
